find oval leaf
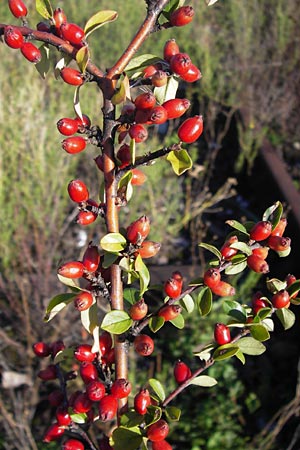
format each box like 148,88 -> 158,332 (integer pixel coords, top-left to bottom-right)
276,308 -> 295,330
213,344 -> 239,361
84,10 -> 118,38
70,412 -> 87,424
165,406 -> 181,422
81,303 -> 98,334
44,293 -> 76,322
35,43 -> 50,79
225,260 -> 247,275
238,337 -> 266,355
76,45 -> 89,73
36,0 -> 53,19
225,220 -> 249,235
198,287 -> 213,316
101,310 -> 133,334
154,75 -> 179,104
230,241 -> 252,255
100,232 -> 127,253
149,378 -> 165,402
111,427 -> 142,450
149,316 -> 165,333
287,280 -> 300,297
170,313 -> 185,329
166,149 -> 192,175
112,75 -> 130,105
250,324 -> 270,341
189,375 -> 218,387
198,243 -> 222,260
263,201 -> 282,222
180,294 -> 194,313
135,254 -> 150,296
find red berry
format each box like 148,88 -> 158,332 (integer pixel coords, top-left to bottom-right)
147,419 -> 169,442
99,331 -> 113,356
38,364 -> 57,381
180,64 -> 202,83
57,118 -> 78,136
143,64 -> 160,78
75,114 -> 91,131
4,26 -> 24,49
249,221 -> 272,241
210,281 -> 235,297
126,215 -> 151,244
58,261 -> 85,279
174,360 -> 191,384
111,378 -> 132,399
136,240 -> 161,259
134,92 -> 156,111
86,380 -> 106,402
271,218 -> 287,237
134,388 -> 151,415
152,441 -> 173,450
267,235 -> 291,252
203,268 -> 221,288
60,23 -> 85,46
80,361 -> 98,384
82,244 -> 100,272
43,423 -> 65,442
252,295 -> 267,315
21,42 -> 42,64
177,115 -> 204,143
98,395 -> 118,421
32,341 -> 51,357
50,340 -> 65,357
170,6 -> 194,27
134,334 -> 154,356
117,143 -> 131,168
102,347 -> 115,366
129,298 -> 148,321
74,344 -> 96,363
214,323 -> 231,345
170,52 -> 192,76
68,179 -> 89,203
147,105 -> 168,125
162,98 -> 190,119
55,406 -> 72,426
62,136 -> 87,154
129,124 -> 148,143
62,439 -> 85,450
164,271 -> 183,298
8,0 -> 27,18
163,39 -> 180,62
286,274 -> 299,299
158,304 -> 182,321
252,247 -> 269,260
220,235 -> 238,260
247,254 -> 269,273
73,392 -> 93,414
271,289 -> 290,309
53,8 -> 67,34
131,169 -> 147,186
61,67 -> 83,86
76,210 -> 97,226
151,70 -> 168,87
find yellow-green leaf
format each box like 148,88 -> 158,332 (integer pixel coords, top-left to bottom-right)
36,0 -> 53,19
44,293 -> 76,322
84,10 -> 118,38
112,75 -> 130,105
101,310 -> 133,334
166,149 -> 192,175
76,46 -> 89,73
100,233 -> 127,253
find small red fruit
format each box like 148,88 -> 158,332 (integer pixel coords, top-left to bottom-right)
102,347 -> 115,366
50,340 -> 65,357
86,380 -> 106,402
134,92 -> 156,111
136,240 -> 161,258
129,298 -> 148,321
152,441 -> 173,450
267,235 -> 291,252
271,218 -> 287,237
180,64 -> 202,83
147,105 -> 168,125
32,341 -> 51,357
61,68 -> 83,86
98,395 -> 118,421
170,52 -> 192,76
36,22 -> 51,32
134,334 -> 154,356
48,390 -> 64,407
99,331 -> 113,356
43,423 -> 65,442
271,289 -> 290,309
111,378 -> 132,399
76,210 -> 97,226
162,98 -> 190,119
21,43 -> 42,64
249,221 -> 272,241
147,419 -> 169,442
158,304 -> 182,321
151,70 -> 168,87
62,136 -> 87,154
82,244 -> 100,272
126,215 -> 151,244
55,406 -> 72,426
210,281 -> 235,297
131,169 -> 147,186
286,274 -> 299,299
134,388 -> 151,415
164,271 -> 183,298
214,323 -> 231,345
220,235 -> 238,260
38,364 -> 57,381
143,64 -> 160,78
247,254 -> 269,273
163,39 -> 180,62
60,23 -> 85,46
80,362 -> 98,384
75,114 -> 91,131
68,179 -> 89,203
177,115 -> 204,143
53,8 -> 67,34
117,143 -> 131,168
4,26 -> 24,49
252,247 -> 269,260
252,296 -> 268,315
174,360 -> 191,384
170,6 -> 195,27
58,261 -> 85,279
129,124 -> 148,143
62,439 -> 85,450
8,0 -> 27,18
74,344 -> 96,363
73,392 -> 93,414
203,268 -> 221,288
57,118 -> 78,136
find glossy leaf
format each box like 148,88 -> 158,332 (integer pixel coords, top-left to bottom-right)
170,313 -> 185,329
100,232 -> 127,253
287,280 -> 300,297
120,411 -> 144,428
149,378 -> 166,402
165,406 -> 181,421
118,171 -> 133,202
263,200 -> 282,223
149,316 -> 165,333
44,293 -> 76,322
70,412 -> 87,424
123,288 -> 140,305
57,274 -> 80,289
166,149 -> 192,175
101,310 -> 133,334
262,317 -> 274,332
154,75 -> 179,104
84,10 -> 118,38
102,251 -> 119,268
225,220 -> 249,235
235,349 -> 246,364
198,243 -> 222,260
266,278 -> 286,294
111,427 -> 142,450
144,405 -> 162,426
35,44 -> 50,79
223,300 -> 247,323
250,324 -> 270,341
162,0 -> 184,17
36,0 -> 53,19
125,54 -> 161,74
189,375 -> 218,387
207,0 -> 219,4
112,74 -> 130,105
230,241 -> 252,255
225,260 -> 247,275
213,344 -> 240,361
256,307 -> 272,320
135,254 -> 150,295
194,343 -> 215,361
76,45 -> 89,73
198,287 -> 213,316
81,303 -> 98,334
180,294 -> 194,313
276,308 -> 295,330
237,337 -> 266,355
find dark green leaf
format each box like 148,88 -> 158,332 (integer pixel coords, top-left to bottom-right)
256,307 -> 272,320
263,201 -> 282,223
111,427 -> 142,450
101,310 -> 133,334
123,288 -> 140,305
287,280 -> 300,297
102,251 -> 119,268
144,405 -> 162,426
76,45 -> 89,73
230,241 -> 252,255
35,44 -> 50,79
213,344 -> 240,361
235,349 -> 246,364
199,243 -> 222,260
266,278 -> 286,294
165,406 -> 181,421
149,316 -> 165,333
198,287 -> 213,316
237,337 -> 266,355
276,308 -> 295,330
120,410 -> 144,428
250,324 -> 270,341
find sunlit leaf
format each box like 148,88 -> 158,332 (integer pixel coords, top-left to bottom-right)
230,241 -> 252,255
166,149 -> 192,175
73,86 -> 83,121
76,45 -> 89,73
170,313 -> 185,329
237,337 -> 266,355
70,412 -> 87,424
263,201 -> 282,223
149,316 -> 165,333
36,0 -> 53,19
112,74 -> 130,105
81,303 -> 98,334
235,349 -> 246,364
199,243 -> 222,260
125,54 -> 161,73
180,294 -> 194,313
189,375 -> 217,387
225,260 -> 247,275
135,254 -> 150,295
266,278 -> 286,294
84,10 -> 118,38
194,343 -> 215,361
101,310 -> 133,334
154,75 -> 179,104
250,324 -> 270,341
44,293 -> 76,322
165,406 -> 181,421
100,232 -> 127,253
149,378 -> 165,402
118,171 -> 133,202
225,220 -> 249,235
213,344 -> 240,361
57,274 -> 80,289
206,0 -> 219,5
276,308 -> 295,330
287,280 -> 300,297
123,288 -> 140,305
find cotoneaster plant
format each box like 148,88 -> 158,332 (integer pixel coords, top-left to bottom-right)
1,1 -> 300,450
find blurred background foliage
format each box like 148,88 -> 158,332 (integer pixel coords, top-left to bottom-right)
1,0 -> 300,449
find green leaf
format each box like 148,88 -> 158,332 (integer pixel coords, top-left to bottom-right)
165,406 -> 181,421
35,43 -> 50,79
102,251 -> 119,268
125,54 -> 161,74
154,75 -> 179,103
149,316 -> 165,333
70,412 -> 87,424
162,0 -> 183,17
266,278 -> 286,294
101,310 -> 133,334
144,405 -> 162,426
287,280 -> 300,297
189,375 -> 218,387
111,427 -> 142,450
263,201 -> 282,223
123,288 -> 140,305
250,324 -> 270,341
76,45 -> 89,73
53,347 -> 74,364
262,318 -> 274,332
213,344 -> 240,361
291,297 -> 300,306
194,343 -> 215,361
170,313 -> 185,329
166,149 -> 192,175
223,300 -> 247,322
225,220 -> 249,235
84,10 -> 118,38
276,308 -> 296,330
180,294 -> 194,313
81,303 -> 98,334
206,0 -> 219,5
225,260 -> 247,275
120,410 -> 144,428
198,287 -> 213,316
230,241 -> 252,255
276,247 -> 291,258
112,74 -> 130,105
130,138 -> 136,165
100,232 -> 127,253
73,85 -> 83,122
35,0 -> 53,19
118,171 -> 133,202
198,243 -> 222,260
235,349 -> 246,364
149,378 -> 165,402
256,307 -> 272,320
238,337 -> 266,355
44,293 -> 76,322
57,274 -> 80,289
135,254 -> 150,295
